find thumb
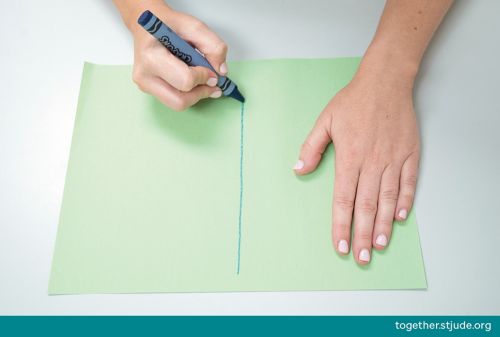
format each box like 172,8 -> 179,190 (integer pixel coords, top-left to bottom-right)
294,117 -> 331,175
188,66 -> 218,89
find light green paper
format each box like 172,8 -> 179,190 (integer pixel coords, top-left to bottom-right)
49,59 -> 427,294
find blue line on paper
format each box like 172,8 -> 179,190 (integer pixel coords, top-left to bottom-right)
237,102 -> 245,275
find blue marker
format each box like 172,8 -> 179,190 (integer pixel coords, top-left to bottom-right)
138,10 -> 245,103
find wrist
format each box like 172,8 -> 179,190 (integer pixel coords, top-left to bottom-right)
356,39 -> 420,90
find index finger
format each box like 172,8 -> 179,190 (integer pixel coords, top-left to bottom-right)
332,155 -> 360,255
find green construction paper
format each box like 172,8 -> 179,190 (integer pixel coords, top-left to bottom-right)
49,59 -> 427,294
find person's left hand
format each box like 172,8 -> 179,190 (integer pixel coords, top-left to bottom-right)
293,65 -> 420,265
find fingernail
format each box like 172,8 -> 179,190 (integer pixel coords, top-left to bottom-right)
206,77 -> 218,87
398,209 -> 408,220
338,240 -> 349,254
220,62 -> 228,74
359,248 -> 371,262
210,90 -> 222,98
375,234 -> 387,247
293,160 -> 304,170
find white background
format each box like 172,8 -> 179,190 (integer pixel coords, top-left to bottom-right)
1,0 -> 499,314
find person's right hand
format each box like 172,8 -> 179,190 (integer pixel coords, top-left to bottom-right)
128,5 -> 228,111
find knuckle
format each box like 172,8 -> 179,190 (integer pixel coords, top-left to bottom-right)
179,73 -> 196,92
354,230 -> 372,241
376,218 -> 393,228
363,158 -> 385,174
213,41 -> 228,55
403,174 -> 418,188
357,198 -> 377,214
401,194 -> 414,205
301,139 -> 314,153
142,52 -> 155,67
334,222 -> 351,234
170,96 -> 189,112
380,188 -> 399,201
132,75 -> 147,92
334,196 -> 355,211
367,150 -> 382,164
340,159 -> 358,172
337,149 -> 361,168
132,67 -> 144,85
191,20 -> 207,33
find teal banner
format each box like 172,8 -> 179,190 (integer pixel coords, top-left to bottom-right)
0,316 -> 497,336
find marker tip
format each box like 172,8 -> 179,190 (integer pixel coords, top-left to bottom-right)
229,87 -> 245,103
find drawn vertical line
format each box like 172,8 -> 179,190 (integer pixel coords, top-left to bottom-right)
237,102 -> 245,274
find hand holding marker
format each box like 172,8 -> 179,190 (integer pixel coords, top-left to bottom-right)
138,10 -> 245,103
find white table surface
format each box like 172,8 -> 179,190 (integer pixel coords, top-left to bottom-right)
1,0 -> 499,315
